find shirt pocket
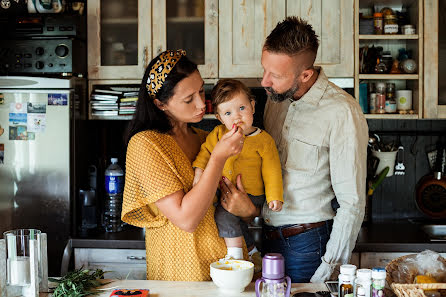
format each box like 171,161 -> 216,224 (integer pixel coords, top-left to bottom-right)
285,139 -> 319,175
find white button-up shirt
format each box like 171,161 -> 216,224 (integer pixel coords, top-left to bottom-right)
262,68 -> 368,282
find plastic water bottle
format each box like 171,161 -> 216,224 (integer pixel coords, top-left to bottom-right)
104,158 -> 124,232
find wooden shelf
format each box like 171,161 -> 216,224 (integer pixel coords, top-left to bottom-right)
359,34 -> 419,40
167,16 -> 204,24
359,74 -> 419,80
89,114 -> 133,120
102,18 -> 138,25
365,114 -> 419,119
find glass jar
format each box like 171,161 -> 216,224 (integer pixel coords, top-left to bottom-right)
384,15 -> 398,34
373,12 -> 383,34
385,83 -> 397,113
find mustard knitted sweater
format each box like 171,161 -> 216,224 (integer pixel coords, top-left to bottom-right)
193,125 -> 283,203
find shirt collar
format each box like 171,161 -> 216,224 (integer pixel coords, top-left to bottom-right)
295,67 -> 328,106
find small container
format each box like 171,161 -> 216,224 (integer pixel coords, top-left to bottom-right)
339,265 -> 356,297
372,268 -> 386,297
402,24 -> 416,35
373,12 -> 383,34
384,15 -> 399,34
355,269 -> 372,297
396,89 -> 412,111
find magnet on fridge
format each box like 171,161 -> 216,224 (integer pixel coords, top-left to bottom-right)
0,124 -> 4,136
0,93 -> 4,104
48,94 -> 67,106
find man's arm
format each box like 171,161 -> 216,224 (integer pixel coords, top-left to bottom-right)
311,102 -> 369,283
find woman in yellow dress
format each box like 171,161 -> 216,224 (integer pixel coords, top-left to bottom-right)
121,50 -> 255,281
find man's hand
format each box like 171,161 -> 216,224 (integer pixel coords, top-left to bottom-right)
310,258 -> 336,283
220,174 -> 259,219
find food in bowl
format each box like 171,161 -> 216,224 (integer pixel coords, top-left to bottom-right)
210,259 -> 254,294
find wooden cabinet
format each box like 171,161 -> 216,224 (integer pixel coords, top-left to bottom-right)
423,0 -> 446,118
286,0 -> 354,77
87,0 -> 152,80
350,252 -> 360,267
218,0 -> 286,78
354,0 -> 424,119
74,248 -> 147,280
152,0 -> 219,78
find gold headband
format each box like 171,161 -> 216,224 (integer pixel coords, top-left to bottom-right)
146,49 -> 186,97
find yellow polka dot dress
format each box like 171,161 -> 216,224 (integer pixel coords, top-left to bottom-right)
121,128 -> 227,281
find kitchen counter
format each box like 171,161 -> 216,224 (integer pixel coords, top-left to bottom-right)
41,280 -> 325,297
69,222 -> 446,252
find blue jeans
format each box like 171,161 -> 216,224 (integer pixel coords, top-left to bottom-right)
262,220 -> 332,283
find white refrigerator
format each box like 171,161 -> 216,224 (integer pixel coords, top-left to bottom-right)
0,76 -> 86,276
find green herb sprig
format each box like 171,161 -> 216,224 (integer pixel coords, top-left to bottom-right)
49,268 -> 108,297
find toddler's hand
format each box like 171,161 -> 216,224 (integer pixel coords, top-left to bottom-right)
268,200 -> 283,212
193,168 -> 204,186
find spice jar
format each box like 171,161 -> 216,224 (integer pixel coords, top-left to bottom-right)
373,12 -> 383,34
384,15 -> 399,34
402,24 -> 416,35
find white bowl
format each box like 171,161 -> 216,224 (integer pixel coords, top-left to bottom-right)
210,259 -> 254,294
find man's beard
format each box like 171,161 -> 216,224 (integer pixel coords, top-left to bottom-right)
264,81 -> 300,102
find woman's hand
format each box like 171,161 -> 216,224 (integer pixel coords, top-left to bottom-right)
212,125 -> 245,161
220,174 -> 259,220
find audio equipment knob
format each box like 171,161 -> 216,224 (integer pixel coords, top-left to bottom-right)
35,61 -> 44,69
55,45 -> 69,58
35,47 -> 44,56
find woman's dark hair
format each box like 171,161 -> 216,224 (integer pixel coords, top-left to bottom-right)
125,53 -> 198,145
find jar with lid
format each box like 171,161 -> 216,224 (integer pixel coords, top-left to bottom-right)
339,264 -> 357,297
376,82 -> 386,114
372,268 -> 386,297
355,269 -> 372,297
385,83 -> 397,113
402,24 -> 416,35
384,15 -> 398,34
373,12 -> 383,34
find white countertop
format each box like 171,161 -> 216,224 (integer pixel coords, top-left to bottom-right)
41,280 -> 325,297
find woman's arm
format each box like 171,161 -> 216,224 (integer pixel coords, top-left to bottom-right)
155,126 -> 244,232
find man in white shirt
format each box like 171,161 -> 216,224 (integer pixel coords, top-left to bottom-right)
260,16 -> 369,283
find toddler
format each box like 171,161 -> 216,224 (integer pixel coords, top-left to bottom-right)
192,79 -> 283,260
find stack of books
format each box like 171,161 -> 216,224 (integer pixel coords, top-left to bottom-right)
90,87 -> 139,117
90,89 -> 120,116
119,91 -> 138,115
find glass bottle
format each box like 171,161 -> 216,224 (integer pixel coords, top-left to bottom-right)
373,12 -> 383,34
375,82 -> 386,114
385,83 -> 397,113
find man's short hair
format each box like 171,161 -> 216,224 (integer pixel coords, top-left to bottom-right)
264,16 -> 319,61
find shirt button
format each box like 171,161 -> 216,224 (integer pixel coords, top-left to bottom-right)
285,126 -> 289,130
265,219 -> 270,223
